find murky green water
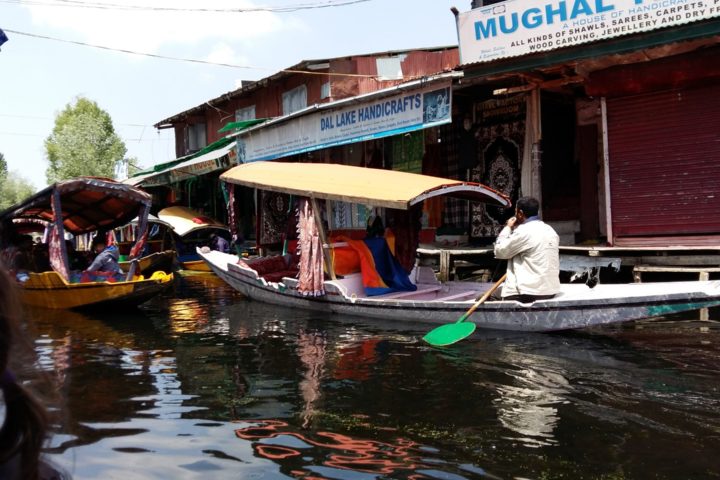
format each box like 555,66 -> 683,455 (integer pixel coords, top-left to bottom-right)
19,274 -> 720,479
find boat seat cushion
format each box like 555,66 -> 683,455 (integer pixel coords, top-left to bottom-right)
262,270 -> 299,283
238,255 -> 299,282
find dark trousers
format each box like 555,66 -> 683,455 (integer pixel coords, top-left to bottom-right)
502,293 -> 555,303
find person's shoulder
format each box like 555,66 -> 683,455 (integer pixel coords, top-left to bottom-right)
39,458 -> 72,480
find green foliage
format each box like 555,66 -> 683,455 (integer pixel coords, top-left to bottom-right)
45,97 -> 127,184
0,171 -> 36,211
0,152 -> 7,183
125,156 -> 143,177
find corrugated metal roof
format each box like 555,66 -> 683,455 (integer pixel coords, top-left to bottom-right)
154,45 -> 458,128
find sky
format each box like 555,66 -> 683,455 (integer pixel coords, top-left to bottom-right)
0,0 -> 471,190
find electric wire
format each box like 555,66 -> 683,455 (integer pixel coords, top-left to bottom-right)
0,0 -> 371,13
2,29 -> 379,78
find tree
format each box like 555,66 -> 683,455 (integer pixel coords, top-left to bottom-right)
0,152 -> 7,184
0,171 -> 35,210
45,97 -> 127,184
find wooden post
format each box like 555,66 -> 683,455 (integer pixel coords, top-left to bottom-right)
439,250 -> 451,282
700,270 -> 709,321
310,197 -> 336,281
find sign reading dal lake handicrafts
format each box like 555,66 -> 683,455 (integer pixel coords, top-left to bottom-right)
457,0 -> 720,64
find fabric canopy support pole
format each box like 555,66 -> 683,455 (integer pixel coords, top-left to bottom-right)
129,203 -> 150,260
48,189 -> 70,282
310,197 -> 336,281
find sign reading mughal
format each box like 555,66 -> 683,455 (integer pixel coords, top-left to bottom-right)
237,82 -> 452,163
457,0 -> 720,64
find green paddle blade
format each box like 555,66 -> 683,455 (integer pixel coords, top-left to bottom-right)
422,321 -> 477,347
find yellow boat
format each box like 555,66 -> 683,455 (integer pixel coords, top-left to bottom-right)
0,177 -> 174,309
20,270 -> 173,309
156,206 -> 230,272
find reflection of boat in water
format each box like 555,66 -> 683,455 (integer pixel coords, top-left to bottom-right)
200,162 -> 720,332
0,177 -> 173,309
157,206 -> 230,272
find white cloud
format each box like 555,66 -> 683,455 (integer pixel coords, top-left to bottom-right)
22,0 -> 288,53
204,42 -> 250,67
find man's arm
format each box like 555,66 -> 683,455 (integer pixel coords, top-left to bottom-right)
494,223 -> 530,259
86,252 -> 107,272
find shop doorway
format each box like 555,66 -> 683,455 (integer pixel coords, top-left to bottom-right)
541,93 -> 580,235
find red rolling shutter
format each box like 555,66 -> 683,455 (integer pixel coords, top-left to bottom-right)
607,85 -> 720,244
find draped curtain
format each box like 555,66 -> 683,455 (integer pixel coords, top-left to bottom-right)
296,198 -> 325,297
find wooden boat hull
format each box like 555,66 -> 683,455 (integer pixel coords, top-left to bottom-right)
119,250 -> 176,276
199,250 -> 720,332
181,259 -> 213,272
20,271 -> 174,310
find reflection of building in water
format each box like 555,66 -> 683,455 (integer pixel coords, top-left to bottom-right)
235,419 -> 430,478
492,353 -> 570,448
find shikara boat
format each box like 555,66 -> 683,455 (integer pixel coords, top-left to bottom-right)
199,162 -> 720,333
116,215 -> 176,276
157,206 -> 230,272
0,177 -> 173,309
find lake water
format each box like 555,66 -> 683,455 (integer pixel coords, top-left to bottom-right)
18,273 -> 720,479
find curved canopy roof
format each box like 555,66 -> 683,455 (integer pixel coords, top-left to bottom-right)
221,162 -> 511,210
157,206 -> 228,237
0,177 -> 152,235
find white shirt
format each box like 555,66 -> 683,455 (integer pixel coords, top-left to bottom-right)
494,218 -> 560,298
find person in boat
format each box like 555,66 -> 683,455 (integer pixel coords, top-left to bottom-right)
0,263 -> 70,479
493,196 -> 560,303
85,236 -> 121,275
65,240 -> 86,271
209,232 -> 229,253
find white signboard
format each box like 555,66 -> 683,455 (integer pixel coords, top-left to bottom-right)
238,82 -> 452,163
458,0 -> 720,64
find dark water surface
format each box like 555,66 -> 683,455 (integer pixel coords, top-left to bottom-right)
21,274 -> 720,479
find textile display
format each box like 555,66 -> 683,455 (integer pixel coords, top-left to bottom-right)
439,121 -> 468,229
225,183 -> 240,247
259,191 -> 292,247
339,237 -> 416,297
129,204 -> 150,259
385,204 -> 422,274
296,198 -> 325,297
48,190 -> 70,281
469,95 -> 525,241
422,141 -> 445,228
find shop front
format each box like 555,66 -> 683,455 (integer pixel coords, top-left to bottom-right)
454,0 -> 720,247
232,74 -> 465,252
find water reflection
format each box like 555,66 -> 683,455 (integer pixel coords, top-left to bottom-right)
20,279 -> 720,479
492,357 -> 569,448
235,419 -> 438,479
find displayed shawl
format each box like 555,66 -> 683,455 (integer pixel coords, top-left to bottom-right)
340,237 -> 416,297
296,198 -> 324,297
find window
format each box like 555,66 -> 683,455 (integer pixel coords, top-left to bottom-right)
320,82 -> 331,100
282,85 -> 307,115
376,56 -> 405,80
235,105 -> 256,121
187,123 -> 206,152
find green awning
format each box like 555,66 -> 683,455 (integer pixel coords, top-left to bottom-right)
218,118 -> 268,133
126,137 -> 239,186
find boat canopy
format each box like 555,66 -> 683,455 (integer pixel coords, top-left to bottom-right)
157,206 -> 229,237
0,177 -> 152,235
220,162 -> 511,210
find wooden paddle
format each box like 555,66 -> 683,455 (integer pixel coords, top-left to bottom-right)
422,273 -> 507,347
